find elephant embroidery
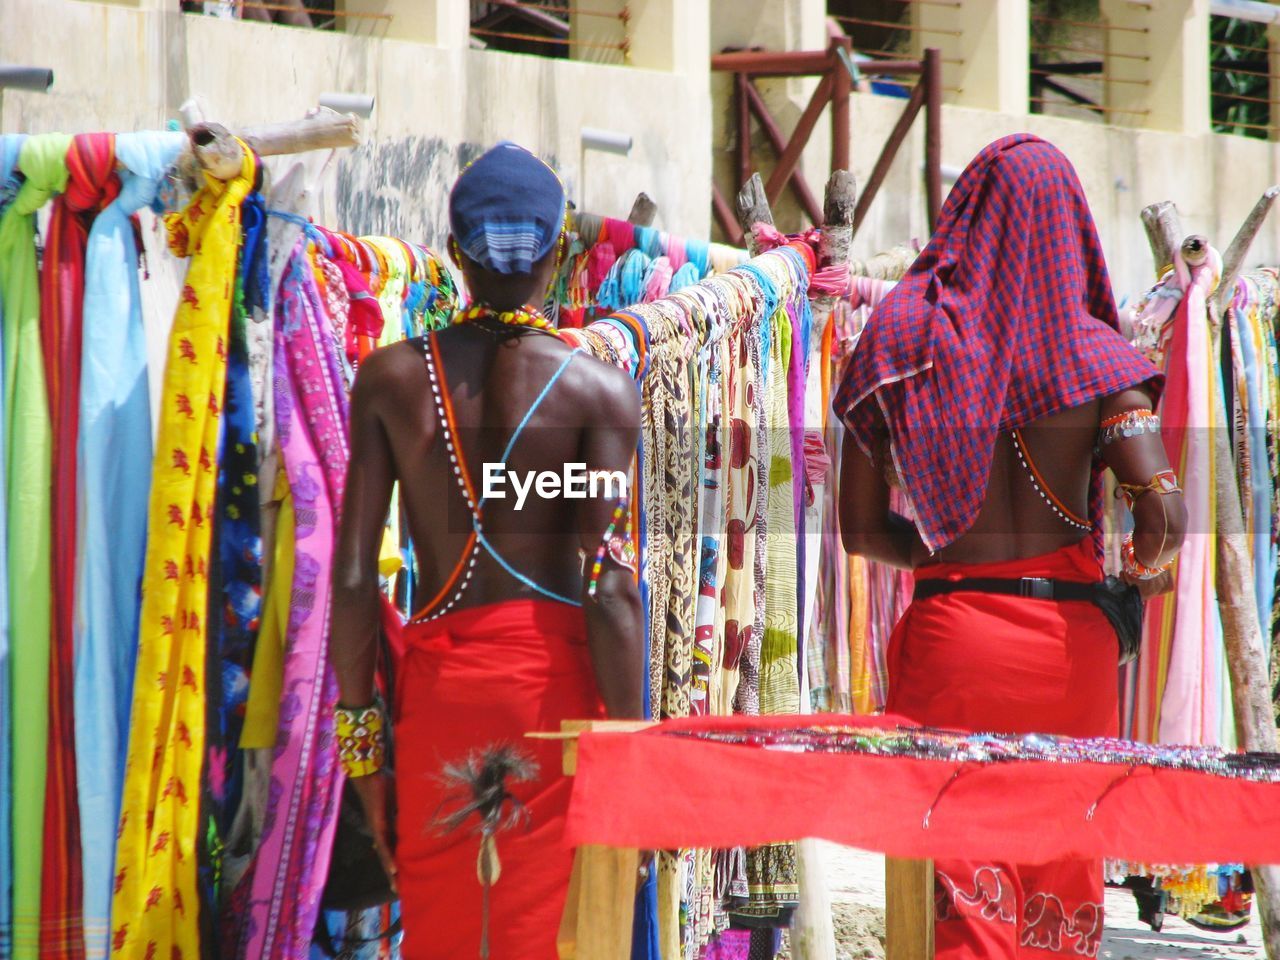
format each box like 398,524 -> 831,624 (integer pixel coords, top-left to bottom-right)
936,866 -> 1017,924
1068,901 -> 1103,956
1021,891 -> 1070,953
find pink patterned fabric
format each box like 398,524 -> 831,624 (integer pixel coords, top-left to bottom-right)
236,242 -> 350,958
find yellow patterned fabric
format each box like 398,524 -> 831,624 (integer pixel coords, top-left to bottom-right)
112,147 -> 256,960
241,471 -> 294,749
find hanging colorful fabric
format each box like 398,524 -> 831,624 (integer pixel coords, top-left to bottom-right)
77,130 -> 187,960
0,131 -> 69,960
235,243 -> 348,959
112,144 -> 257,960
39,130 -> 120,960
0,130 -> 23,960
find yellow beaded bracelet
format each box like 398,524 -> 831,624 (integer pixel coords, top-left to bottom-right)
335,703 -> 386,779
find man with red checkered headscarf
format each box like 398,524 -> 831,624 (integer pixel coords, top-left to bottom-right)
835,135 -> 1187,958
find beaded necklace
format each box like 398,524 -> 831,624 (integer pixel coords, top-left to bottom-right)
454,302 -> 559,334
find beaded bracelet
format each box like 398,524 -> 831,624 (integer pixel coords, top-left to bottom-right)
1121,532 -> 1174,581
587,498 -> 636,598
335,702 -> 386,779
1099,408 -> 1160,447
1116,468 -> 1181,511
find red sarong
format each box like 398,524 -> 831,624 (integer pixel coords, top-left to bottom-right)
393,600 -> 605,959
887,540 -> 1117,959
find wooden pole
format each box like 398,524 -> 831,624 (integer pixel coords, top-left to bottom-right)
848,243 -> 918,281
736,172 -> 775,256
627,192 -> 658,228
1140,200 -> 1181,277
886,858 -> 935,960
180,112 -> 362,181
1214,185 -> 1280,314
852,79 -> 926,236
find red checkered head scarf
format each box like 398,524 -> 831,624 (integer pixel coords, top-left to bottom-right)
834,134 -> 1162,553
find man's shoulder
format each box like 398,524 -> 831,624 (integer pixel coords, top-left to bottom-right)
565,349 -> 641,424
351,338 -> 425,406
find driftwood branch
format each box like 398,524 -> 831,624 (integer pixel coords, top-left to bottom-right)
848,243 -> 918,282
1140,201 -> 1181,277
1215,185 -> 1280,313
627,192 -> 657,227
736,173 -> 774,257
812,169 -> 856,335
178,112 -> 362,182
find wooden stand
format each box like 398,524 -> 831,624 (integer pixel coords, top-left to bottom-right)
529,720 -> 651,960
886,859 -> 935,960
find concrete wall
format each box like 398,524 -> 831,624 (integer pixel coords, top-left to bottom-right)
841,91 -> 1280,299
5,0 -> 1280,304
0,0 -> 713,250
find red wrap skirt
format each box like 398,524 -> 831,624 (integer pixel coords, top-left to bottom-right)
887,540 -> 1118,959
392,600 -> 605,959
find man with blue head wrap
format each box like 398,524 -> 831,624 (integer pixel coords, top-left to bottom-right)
330,141 -> 645,958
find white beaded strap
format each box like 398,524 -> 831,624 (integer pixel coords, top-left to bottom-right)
1010,429 -> 1092,534
412,334 -> 481,623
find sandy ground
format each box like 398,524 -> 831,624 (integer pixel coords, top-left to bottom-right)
807,843 -> 1265,959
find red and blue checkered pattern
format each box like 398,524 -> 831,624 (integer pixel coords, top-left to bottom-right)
834,134 -> 1163,552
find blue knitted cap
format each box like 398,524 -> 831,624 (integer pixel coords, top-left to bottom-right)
449,141 -> 566,275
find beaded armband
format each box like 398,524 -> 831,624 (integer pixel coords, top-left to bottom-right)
335,702 -> 386,779
1099,409 -> 1160,448
1116,468 -> 1181,511
1121,532 -> 1174,581
587,498 -> 636,599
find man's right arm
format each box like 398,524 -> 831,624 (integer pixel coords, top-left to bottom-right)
577,364 -> 645,719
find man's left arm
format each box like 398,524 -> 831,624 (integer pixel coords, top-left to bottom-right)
331,352 -> 397,709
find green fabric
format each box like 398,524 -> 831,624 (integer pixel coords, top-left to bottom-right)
0,132 -> 65,960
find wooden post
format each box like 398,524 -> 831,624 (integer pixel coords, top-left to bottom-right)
179,113 -> 362,182
1139,200 -> 1181,277
848,243 -> 919,282
541,720 -> 651,960
736,172 -> 775,256
813,169 -> 855,339
886,858 -> 935,960
1214,185 -> 1280,314
627,192 -> 658,227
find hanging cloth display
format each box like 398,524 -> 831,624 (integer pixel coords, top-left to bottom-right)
40,130 -> 120,960
112,145 -> 257,960
0,131 -> 69,960
0,131 -> 26,960
76,129 -> 187,960
235,241 -> 349,960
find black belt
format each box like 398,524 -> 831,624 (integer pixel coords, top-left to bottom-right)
913,577 -> 1098,603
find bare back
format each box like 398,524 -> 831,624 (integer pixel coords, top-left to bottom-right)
366,325 -> 636,610
934,401 -> 1100,564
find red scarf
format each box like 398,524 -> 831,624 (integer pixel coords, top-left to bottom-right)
834,135 -> 1162,553
39,131 -> 119,960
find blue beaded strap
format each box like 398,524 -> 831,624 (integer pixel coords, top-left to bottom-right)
472,348 -> 585,607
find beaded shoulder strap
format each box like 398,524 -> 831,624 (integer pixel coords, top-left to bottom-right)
411,331 -> 481,622
1009,428 -> 1091,534
411,334 -> 584,621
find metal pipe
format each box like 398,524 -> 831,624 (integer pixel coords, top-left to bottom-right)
0,66 -> 53,91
